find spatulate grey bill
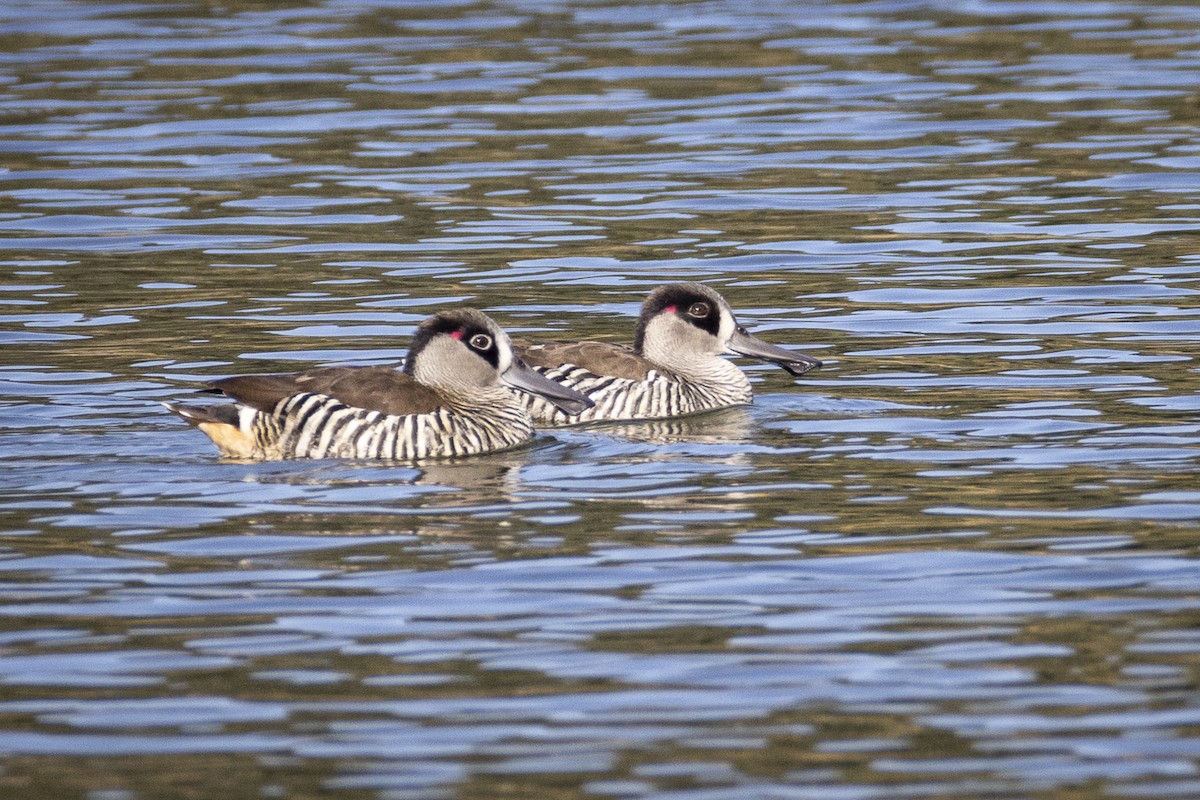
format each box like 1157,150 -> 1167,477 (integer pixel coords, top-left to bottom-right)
164,307 -> 592,460
500,358 -> 593,416
728,326 -> 822,376
514,282 -> 822,425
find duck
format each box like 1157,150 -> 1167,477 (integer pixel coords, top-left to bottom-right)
514,283 -> 821,425
164,308 -> 592,460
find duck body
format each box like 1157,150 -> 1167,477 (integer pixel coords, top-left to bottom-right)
169,367 -> 537,460
165,309 -> 591,460
516,340 -> 752,425
515,283 -> 821,426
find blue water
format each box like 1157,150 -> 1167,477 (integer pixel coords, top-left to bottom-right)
1,1 -> 1199,798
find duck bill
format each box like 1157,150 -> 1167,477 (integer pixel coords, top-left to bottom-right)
502,360 -> 594,415
729,328 -> 822,376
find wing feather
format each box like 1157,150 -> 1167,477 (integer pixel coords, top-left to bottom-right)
210,366 -> 445,416
514,339 -> 652,381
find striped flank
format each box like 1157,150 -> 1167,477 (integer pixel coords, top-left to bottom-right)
520,360 -> 753,425
239,391 -> 534,460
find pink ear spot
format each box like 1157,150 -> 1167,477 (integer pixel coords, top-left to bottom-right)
449,330 -> 463,340
663,305 -> 677,314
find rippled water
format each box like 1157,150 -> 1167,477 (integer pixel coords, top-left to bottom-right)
1,1 -> 1199,798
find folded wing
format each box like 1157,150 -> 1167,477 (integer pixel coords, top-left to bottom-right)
514,340 -> 653,381
210,366 -> 445,416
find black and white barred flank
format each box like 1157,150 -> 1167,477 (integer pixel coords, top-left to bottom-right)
257,392 -> 534,460
520,363 -> 752,425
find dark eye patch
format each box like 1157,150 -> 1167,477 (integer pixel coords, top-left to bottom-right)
460,325 -> 500,368
405,316 -> 500,372
670,293 -> 720,337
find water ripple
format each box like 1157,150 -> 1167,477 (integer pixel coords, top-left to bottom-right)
2,0 -> 1200,798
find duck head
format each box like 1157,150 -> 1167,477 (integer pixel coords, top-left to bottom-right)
632,283 -> 822,376
406,308 -> 594,415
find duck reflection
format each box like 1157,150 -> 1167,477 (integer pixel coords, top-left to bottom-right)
217,406 -> 758,535
411,447 -> 533,499
578,405 -> 755,446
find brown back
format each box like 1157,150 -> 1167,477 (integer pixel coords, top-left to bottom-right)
210,366 -> 445,416
514,339 -> 653,382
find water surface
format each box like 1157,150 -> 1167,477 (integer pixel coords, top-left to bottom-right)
1,1 -> 1199,798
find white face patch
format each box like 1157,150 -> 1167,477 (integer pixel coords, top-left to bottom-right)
495,332 -> 514,375
716,301 -> 737,352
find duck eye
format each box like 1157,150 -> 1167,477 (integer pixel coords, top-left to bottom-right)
468,333 -> 492,351
687,302 -> 710,318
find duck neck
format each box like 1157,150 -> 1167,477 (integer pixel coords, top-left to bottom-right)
651,353 -> 751,403
440,386 -> 534,451
443,384 -> 523,415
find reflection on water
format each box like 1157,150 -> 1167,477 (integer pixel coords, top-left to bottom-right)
2,0 -> 1200,798
560,405 -> 756,445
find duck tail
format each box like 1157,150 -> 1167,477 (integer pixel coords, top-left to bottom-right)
163,401 -> 262,458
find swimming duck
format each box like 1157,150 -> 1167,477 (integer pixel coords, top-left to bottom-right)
515,283 -> 821,424
164,308 -> 592,460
